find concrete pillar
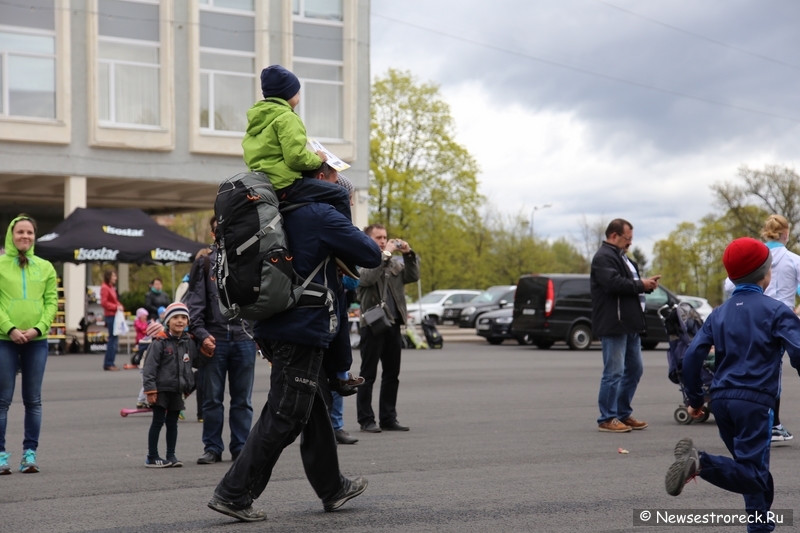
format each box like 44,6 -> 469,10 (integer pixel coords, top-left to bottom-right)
63,176 -> 87,330
117,263 -> 129,293
353,188 -> 369,230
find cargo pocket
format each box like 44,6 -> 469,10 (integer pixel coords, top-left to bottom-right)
276,367 -> 318,424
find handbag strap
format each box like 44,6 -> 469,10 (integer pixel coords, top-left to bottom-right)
378,260 -> 391,305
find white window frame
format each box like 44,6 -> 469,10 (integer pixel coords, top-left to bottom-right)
0,24 -> 58,120
292,3 -> 345,142
199,46 -> 255,136
97,35 -> 161,130
292,0 -> 343,22
199,0 -> 255,16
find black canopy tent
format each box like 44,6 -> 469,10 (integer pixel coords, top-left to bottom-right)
35,208 -> 205,264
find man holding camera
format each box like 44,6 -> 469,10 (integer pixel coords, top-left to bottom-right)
356,224 -> 420,433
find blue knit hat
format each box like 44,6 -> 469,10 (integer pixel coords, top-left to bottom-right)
260,65 -> 301,100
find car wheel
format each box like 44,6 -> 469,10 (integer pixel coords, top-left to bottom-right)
567,324 -> 592,350
534,340 -> 554,349
641,341 -> 659,350
487,337 -> 504,345
516,334 -> 534,346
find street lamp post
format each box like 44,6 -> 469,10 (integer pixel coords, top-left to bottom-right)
531,204 -> 552,238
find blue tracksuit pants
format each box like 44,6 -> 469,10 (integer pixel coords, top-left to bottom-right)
699,398 -> 775,533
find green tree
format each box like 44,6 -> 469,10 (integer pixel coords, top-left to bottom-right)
370,69 -> 484,292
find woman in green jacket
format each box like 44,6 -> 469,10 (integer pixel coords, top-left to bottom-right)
0,215 -> 58,475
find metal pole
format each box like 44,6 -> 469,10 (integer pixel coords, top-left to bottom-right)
171,264 -> 175,300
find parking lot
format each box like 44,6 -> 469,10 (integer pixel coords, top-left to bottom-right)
2,341 -> 799,532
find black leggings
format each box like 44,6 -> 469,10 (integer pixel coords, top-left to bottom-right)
148,406 -> 180,458
773,397 -> 781,427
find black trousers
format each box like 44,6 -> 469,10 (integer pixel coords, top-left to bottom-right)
356,324 -> 402,427
214,340 -> 344,509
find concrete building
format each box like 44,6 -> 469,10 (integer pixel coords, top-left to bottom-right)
0,0 -> 371,329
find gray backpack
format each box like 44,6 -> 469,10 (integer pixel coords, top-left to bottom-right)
213,172 -> 336,330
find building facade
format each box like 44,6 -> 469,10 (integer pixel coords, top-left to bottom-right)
0,0 -> 371,328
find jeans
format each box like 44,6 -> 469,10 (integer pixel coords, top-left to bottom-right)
276,177 -> 351,221
329,391 -> 344,431
214,340 -> 343,508
201,340 -> 256,456
0,340 -> 48,451
597,333 -> 643,424
700,399 -> 775,532
104,315 -> 119,368
357,323 -> 403,427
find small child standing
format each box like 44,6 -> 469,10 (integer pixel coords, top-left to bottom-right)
134,308 -> 148,344
142,303 -> 210,468
242,64 -> 350,220
665,238 -> 800,532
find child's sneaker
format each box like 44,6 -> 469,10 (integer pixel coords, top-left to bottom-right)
19,449 -> 39,473
178,411 -> 185,421
771,425 -> 793,442
0,452 -> 11,475
145,456 -> 172,468
136,402 -> 149,409
167,455 -> 183,467
665,438 -> 700,496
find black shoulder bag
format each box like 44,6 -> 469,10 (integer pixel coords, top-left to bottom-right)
362,270 -> 392,335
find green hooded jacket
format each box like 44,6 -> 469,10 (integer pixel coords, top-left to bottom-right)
241,98 -> 323,190
0,216 -> 58,341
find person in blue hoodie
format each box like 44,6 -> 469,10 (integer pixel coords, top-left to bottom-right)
206,200 -> 382,522
666,237 -> 800,532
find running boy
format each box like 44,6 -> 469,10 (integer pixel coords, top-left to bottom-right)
665,237 -> 800,532
142,303 -> 210,468
242,65 -> 350,219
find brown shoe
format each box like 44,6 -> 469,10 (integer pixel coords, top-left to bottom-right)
598,418 -> 631,433
104,366 -> 120,371
621,417 -> 648,430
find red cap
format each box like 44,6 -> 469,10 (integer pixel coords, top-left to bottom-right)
723,237 -> 770,281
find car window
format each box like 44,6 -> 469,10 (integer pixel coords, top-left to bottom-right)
472,287 -> 509,304
645,286 -> 669,307
558,280 -> 591,300
500,290 -> 516,303
419,293 -> 445,304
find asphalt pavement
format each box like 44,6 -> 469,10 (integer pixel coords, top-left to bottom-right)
2,341 -> 799,532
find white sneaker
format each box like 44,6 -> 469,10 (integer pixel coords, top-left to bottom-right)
772,425 -> 793,442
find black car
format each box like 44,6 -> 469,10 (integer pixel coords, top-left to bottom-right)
442,285 -> 517,328
511,274 -> 679,350
476,308 -> 533,345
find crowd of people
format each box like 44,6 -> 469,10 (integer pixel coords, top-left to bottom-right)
2,63 -> 799,530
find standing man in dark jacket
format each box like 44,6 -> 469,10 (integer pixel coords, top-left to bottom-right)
186,216 -> 257,464
356,224 -> 420,433
207,202 -> 382,522
591,218 -> 661,433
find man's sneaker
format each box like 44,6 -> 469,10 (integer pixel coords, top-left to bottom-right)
665,438 -> 700,496
19,449 -> 39,473
771,425 -> 793,442
598,418 -> 631,433
167,455 -> 183,467
620,416 -> 648,430
323,476 -> 368,512
0,452 -> 11,475
144,456 -> 172,468
208,494 -> 266,522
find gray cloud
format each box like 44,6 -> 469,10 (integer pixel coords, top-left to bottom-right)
371,0 -> 800,158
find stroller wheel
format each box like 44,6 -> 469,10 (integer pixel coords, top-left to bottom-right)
674,407 -> 692,425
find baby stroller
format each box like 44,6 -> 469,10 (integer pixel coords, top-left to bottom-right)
660,301 -> 714,425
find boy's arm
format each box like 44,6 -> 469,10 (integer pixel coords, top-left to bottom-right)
275,114 -> 323,172
774,306 -> 800,375
681,321 -> 714,409
191,338 -> 212,369
142,340 -> 161,393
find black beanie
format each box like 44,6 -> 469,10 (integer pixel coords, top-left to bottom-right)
260,65 -> 301,100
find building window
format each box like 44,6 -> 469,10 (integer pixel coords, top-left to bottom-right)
292,0 -> 344,141
0,0 -> 57,119
97,0 -> 161,128
199,0 -> 256,135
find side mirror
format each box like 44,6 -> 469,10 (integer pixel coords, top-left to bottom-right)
444,300 -> 453,305
498,300 -> 508,308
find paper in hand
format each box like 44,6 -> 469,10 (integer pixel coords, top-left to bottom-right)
309,138 -> 351,171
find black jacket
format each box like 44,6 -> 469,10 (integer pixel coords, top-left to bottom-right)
590,241 -> 647,336
144,289 -> 171,320
185,246 -> 252,343
142,332 -> 209,395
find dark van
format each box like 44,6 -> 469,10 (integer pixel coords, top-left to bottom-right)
511,274 -> 679,350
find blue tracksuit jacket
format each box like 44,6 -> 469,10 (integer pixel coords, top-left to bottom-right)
683,284 -> 800,410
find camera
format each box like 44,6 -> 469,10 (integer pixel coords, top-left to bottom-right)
393,240 -> 403,246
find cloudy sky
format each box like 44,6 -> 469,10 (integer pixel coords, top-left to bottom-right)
369,0 -> 800,257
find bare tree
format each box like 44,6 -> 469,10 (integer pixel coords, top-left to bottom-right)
576,215 -> 608,260
712,165 -> 800,248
